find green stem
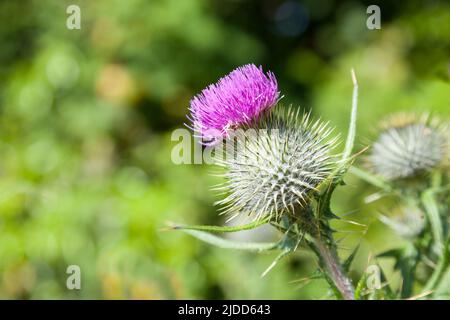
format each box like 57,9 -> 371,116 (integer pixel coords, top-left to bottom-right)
421,190 -> 444,256
419,176 -> 448,296
422,245 -> 448,294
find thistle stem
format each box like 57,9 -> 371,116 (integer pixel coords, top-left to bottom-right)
420,186 -> 448,295
314,239 -> 355,300
422,249 -> 448,294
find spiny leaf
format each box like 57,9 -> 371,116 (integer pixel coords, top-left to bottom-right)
343,244 -> 360,273
342,68 -> 359,162
354,271 -> 369,300
261,249 -> 291,277
179,229 -> 278,252
168,216 -> 270,233
377,248 -> 400,259
378,245 -> 419,298
378,264 -> 395,299
291,269 -> 324,283
314,68 -> 361,195
261,229 -> 306,277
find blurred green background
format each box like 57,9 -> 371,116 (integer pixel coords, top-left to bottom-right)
0,0 -> 448,299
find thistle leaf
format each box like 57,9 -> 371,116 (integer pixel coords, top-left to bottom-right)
261,249 -> 291,277
260,227 -> 306,277
378,265 -> 396,299
168,216 -> 270,233
342,68 -> 359,162
179,229 -> 278,251
354,271 -> 369,300
378,245 -> 419,298
343,244 -> 360,273
377,248 -> 399,259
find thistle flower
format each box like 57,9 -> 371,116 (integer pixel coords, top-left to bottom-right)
368,113 -> 448,180
188,64 -> 280,145
215,107 -> 339,221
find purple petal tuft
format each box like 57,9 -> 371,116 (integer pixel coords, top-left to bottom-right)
188,64 -> 280,145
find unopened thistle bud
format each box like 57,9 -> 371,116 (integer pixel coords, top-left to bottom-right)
215,107 -> 339,221
368,113 -> 448,180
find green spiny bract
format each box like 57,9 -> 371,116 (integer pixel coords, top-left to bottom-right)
368,114 -> 448,180
214,107 -> 339,221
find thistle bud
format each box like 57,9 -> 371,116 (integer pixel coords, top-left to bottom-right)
368,113 -> 448,180
215,107 -> 339,221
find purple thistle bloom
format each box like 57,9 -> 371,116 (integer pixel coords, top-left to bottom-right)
188,64 -> 280,145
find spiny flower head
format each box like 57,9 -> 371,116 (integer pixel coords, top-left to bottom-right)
214,107 -> 339,221
368,113 -> 448,180
188,64 -> 280,145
